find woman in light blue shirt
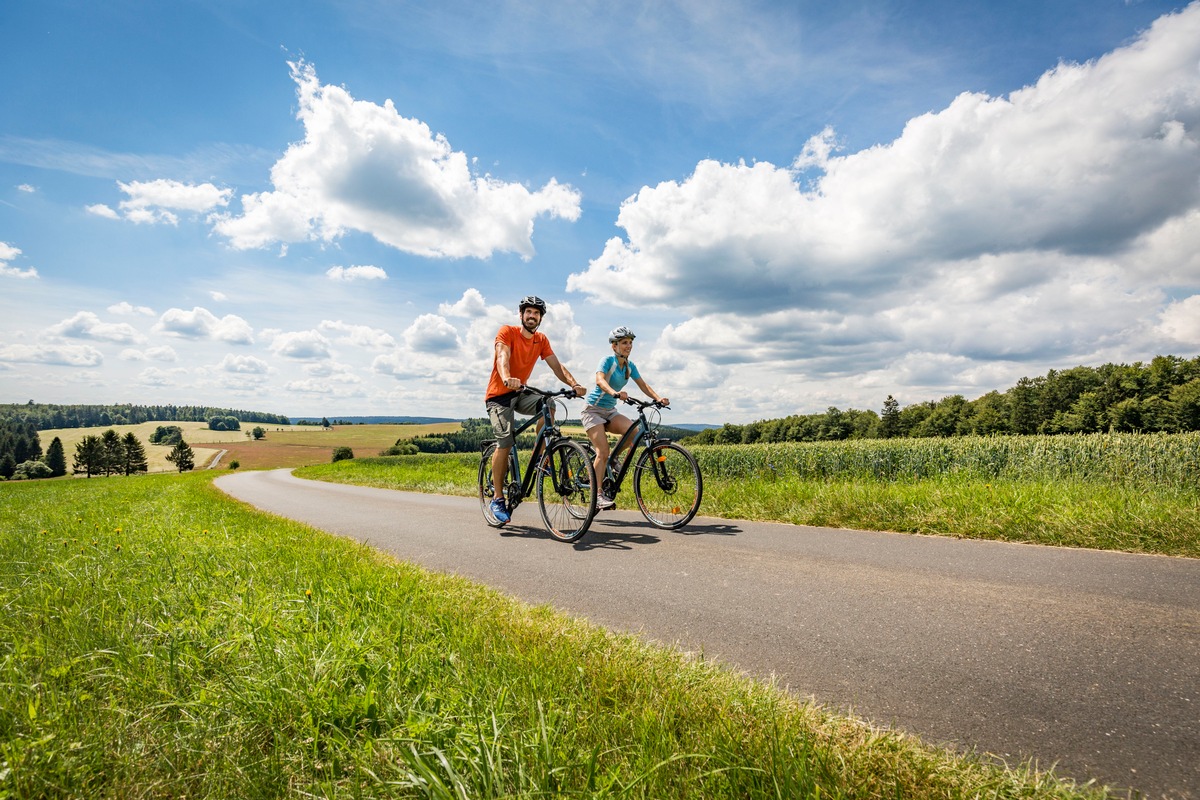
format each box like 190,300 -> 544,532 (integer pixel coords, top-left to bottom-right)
580,326 -> 669,509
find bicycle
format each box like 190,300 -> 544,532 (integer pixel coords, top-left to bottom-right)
584,397 -> 703,530
478,386 -> 598,542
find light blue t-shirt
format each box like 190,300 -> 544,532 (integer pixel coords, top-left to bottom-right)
585,355 -> 641,409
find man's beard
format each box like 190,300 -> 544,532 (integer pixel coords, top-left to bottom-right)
522,317 -> 539,333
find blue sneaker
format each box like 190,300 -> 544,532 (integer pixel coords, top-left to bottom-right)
489,498 -> 510,524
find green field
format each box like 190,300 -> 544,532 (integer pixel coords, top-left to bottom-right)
297,431 -> 1200,558
0,473 -> 1104,799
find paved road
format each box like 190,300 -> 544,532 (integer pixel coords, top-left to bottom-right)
215,469 -> 1199,799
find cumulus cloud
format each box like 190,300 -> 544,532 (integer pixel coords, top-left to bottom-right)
439,288 -> 488,317
318,320 -> 396,349
568,4 -> 1200,406
402,314 -> 462,354
86,203 -> 120,220
0,241 -> 38,279
269,330 -> 333,360
155,307 -> 255,344
120,345 -> 178,362
116,178 -> 232,225
1159,295 -> 1200,345
213,61 -> 581,258
47,311 -> 144,344
218,354 -> 270,374
108,301 -> 155,316
17,184 -> 35,193
0,343 -> 103,367
326,265 -> 388,281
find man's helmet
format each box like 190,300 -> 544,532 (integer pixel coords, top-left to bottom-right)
519,295 -> 547,315
608,326 -> 636,343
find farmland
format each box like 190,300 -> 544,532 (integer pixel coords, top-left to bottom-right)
37,421 -> 460,474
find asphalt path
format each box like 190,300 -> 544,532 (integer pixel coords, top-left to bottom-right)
215,469 -> 1199,799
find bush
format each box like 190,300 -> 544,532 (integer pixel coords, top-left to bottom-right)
332,447 -> 354,462
380,443 -> 420,456
12,460 -> 53,480
229,460 -> 240,470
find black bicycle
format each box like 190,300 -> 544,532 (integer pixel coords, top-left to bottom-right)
478,386 -> 598,542
585,397 -> 703,529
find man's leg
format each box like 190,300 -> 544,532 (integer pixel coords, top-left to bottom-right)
491,444 -> 510,500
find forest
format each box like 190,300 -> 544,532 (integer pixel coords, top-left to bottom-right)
684,354 -> 1200,445
0,402 -> 290,431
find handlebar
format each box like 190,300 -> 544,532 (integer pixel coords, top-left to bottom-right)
622,396 -> 669,410
519,385 -> 582,399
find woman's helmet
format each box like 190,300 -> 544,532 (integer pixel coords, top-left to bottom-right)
608,326 -> 636,343
518,295 -> 547,315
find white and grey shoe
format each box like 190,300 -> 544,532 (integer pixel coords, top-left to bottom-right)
596,493 -> 616,510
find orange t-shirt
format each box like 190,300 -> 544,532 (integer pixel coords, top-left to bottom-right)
486,325 -> 555,401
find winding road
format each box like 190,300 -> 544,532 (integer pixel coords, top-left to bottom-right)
215,469 -> 1199,799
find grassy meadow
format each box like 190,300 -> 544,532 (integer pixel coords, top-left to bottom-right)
0,472 -> 1105,799
297,432 -> 1200,558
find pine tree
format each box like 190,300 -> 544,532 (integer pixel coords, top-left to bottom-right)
100,429 -> 123,476
121,432 -> 149,475
45,436 -> 67,477
166,439 -> 195,472
73,435 -> 104,477
880,395 -> 901,438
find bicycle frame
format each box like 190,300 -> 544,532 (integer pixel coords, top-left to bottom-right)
485,389 -> 566,508
600,401 -> 666,496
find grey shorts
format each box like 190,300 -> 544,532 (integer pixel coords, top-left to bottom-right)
580,404 -> 625,432
486,392 -> 543,448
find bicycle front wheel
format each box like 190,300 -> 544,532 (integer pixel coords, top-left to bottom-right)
478,443 -> 505,528
537,439 -> 597,542
633,442 -> 702,529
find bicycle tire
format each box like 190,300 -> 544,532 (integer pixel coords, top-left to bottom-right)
633,442 -> 702,529
478,442 -> 506,527
537,439 -> 597,542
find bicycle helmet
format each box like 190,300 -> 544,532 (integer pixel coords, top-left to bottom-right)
608,326 -> 636,343
518,295 -> 548,315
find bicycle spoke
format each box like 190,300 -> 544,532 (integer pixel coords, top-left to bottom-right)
633,442 -> 702,529
538,440 -> 596,542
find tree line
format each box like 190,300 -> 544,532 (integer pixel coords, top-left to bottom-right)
686,354 -> 1200,445
0,402 -> 289,431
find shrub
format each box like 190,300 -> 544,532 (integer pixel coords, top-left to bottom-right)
332,447 -> 354,462
229,460 -> 240,470
12,460 -> 53,480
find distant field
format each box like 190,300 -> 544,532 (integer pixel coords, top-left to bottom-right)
36,421 -> 462,474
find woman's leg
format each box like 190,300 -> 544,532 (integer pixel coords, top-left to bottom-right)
586,423 -> 610,482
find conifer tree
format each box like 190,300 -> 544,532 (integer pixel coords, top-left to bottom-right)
45,436 -> 67,477
166,439 -> 195,472
121,432 -> 149,475
100,429 -> 123,476
73,435 -> 104,477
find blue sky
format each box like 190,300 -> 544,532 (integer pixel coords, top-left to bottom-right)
3,0 -> 1199,423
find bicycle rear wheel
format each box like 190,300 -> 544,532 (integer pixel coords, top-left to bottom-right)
633,442 -> 702,529
478,443 -> 506,527
537,439 -> 597,542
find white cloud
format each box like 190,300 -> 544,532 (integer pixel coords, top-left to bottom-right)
86,203 -> 120,220
270,329 -> 333,360
108,301 -> 155,316
318,320 -> 396,350
210,291 -> 228,302
120,345 -> 177,362
17,184 -> 35,193
0,241 -> 38,279
567,3 -> 1200,399
47,311 -> 144,344
117,178 -> 231,226
439,288 -> 488,317
0,343 -> 103,367
218,353 -> 270,374
402,314 -> 461,354
155,307 -> 254,344
1159,295 -> 1200,345
326,265 -> 388,281
213,61 -> 581,258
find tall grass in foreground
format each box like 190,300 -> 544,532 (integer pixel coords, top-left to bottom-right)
298,432 -> 1200,557
1,474 -> 1102,799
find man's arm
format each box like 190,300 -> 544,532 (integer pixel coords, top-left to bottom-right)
495,341 -> 521,391
544,354 -> 585,397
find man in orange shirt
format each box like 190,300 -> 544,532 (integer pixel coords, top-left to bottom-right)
485,295 -> 585,524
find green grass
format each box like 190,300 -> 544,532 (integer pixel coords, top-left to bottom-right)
295,433 -> 1200,558
1,473 -> 1104,798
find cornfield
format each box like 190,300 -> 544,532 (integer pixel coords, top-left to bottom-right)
691,432 -> 1200,489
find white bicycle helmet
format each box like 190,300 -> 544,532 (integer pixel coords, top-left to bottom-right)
608,326 -> 636,343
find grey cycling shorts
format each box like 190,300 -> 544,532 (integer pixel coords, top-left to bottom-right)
580,404 -> 625,432
486,392 -> 543,448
